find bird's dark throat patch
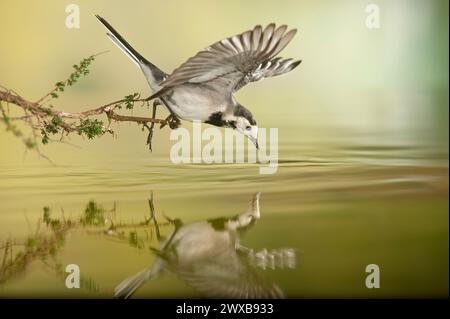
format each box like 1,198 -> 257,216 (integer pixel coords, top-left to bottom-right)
205,112 -> 226,127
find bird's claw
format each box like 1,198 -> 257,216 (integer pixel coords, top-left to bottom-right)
160,114 -> 181,130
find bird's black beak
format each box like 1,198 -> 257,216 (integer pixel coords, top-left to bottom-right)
248,136 -> 258,150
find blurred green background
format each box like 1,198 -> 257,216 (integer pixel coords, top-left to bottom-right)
0,0 -> 448,298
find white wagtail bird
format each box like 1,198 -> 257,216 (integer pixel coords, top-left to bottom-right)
114,192 -> 284,299
95,15 -> 301,150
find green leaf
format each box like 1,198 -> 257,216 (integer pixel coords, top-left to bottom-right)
78,119 -> 104,139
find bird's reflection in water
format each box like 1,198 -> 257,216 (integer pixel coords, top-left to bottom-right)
114,193 -> 295,299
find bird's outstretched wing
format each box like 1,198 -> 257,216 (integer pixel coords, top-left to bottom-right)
171,246 -> 284,299
160,24 -> 301,93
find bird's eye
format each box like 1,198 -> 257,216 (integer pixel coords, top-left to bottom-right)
246,126 -> 251,131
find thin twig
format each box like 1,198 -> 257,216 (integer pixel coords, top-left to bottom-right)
36,50 -> 110,104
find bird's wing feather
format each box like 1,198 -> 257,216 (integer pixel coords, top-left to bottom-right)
160,24 -> 300,93
170,246 -> 284,299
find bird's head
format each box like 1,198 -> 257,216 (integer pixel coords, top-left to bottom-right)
231,104 -> 259,149
224,192 -> 261,233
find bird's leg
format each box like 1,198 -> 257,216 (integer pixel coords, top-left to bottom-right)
157,96 -> 181,129
143,100 -> 161,151
159,216 -> 183,251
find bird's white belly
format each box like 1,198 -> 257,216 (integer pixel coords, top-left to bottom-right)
165,86 -> 226,122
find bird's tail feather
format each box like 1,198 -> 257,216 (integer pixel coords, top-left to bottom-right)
95,14 -> 166,89
114,264 -> 161,299
106,32 -> 140,67
95,14 -> 147,67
